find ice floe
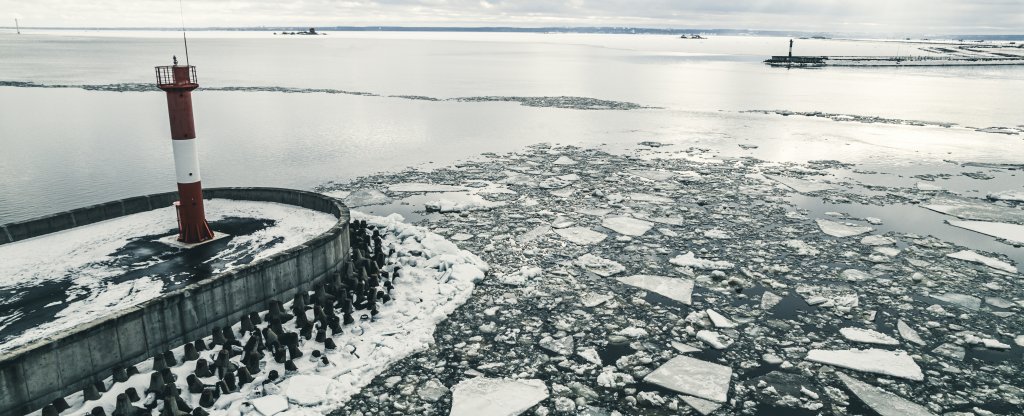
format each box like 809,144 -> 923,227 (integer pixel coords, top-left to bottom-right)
341,189 -> 392,207
552,156 -> 577,165
923,196 -> 1024,223
449,378 -> 548,416
669,252 -> 735,270
765,175 -> 836,193
696,330 -> 733,350
671,341 -> 701,354
839,327 -> 900,346
388,182 -> 470,192
643,355 -> 733,402
538,335 -> 574,356
626,193 -> 673,204
616,275 -> 694,305
574,254 -> 625,277
933,343 -> 966,361
679,395 -> 723,415
930,292 -> 982,310
706,309 -> 737,329
425,194 -> 505,213
987,190 -> 1024,202
760,292 -> 783,310
837,373 -> 936,416
947,220 -> 1024,244
896,320 -> 926,346
815,219 -> 874,237
946,250 -> 1017,273
553,227 -> 607,245
861,235 -> 896,246
601,216 -> 653,236
806,349 -> 923,380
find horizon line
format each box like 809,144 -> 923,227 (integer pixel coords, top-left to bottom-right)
2,25 -> 1022,39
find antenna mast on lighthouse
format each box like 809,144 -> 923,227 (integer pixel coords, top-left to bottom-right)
153,1 -> 214,244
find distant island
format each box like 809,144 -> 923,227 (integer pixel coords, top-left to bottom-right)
275,27 -> 325,35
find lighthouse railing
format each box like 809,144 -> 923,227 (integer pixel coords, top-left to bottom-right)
154,65 -> 198,87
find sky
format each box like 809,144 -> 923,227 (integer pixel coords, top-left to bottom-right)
2,0 -> 1022,35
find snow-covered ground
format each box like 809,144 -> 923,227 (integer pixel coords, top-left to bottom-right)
0,200 -> 337,354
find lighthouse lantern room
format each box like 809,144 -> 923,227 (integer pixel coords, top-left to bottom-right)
155,60 -> 215,244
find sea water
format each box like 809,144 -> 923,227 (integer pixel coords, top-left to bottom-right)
0,30 -> 1022,223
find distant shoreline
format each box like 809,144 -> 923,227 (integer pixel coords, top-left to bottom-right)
2,26 -> 1023,41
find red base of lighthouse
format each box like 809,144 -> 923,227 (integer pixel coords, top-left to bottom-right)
174,181 -> 214,244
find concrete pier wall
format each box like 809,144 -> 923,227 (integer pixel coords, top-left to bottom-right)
0,188 -> 350,416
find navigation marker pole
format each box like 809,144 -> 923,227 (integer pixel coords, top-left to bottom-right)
155,63 -> 214,244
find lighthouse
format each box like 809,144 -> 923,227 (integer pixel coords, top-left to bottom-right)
155,58 -> 215,244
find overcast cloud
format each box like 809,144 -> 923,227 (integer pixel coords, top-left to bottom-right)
3,0 -> 1021,34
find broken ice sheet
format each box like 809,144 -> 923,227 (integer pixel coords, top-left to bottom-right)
837,373 -> 936,416
539,335 -> 574,356
796,284 -> 859,309
389,182 -> 470,192
861,235 -> 895,246
616,275 -> 694,305
626,193 -> 673,204
839,327 -> 900,346
932,343 -> 966,361
672,341 -> 701,354
449,378 -> 548,416
929,292 -> 981,311
706,309 -> 736,328
896,320 -> 926,346
581,292 -> 612,307
805,348 -> 923,381
601,216 -> 653,236
680,395 -> 723,415
643,355 -> 733,403
696,330 -> 733,350
923,196 -> 1024,223
341,189 -> 391,207
517,225 -> 551,243
627,169 -> 676,181
815,219 -> 873,237
765,174 -> 836,193
760,291 -> 783,310
574,254 -> 625,277
987,190 -> 1024,202
669,252 -> 735,270
947,220 -> 1024,245
554,227 -> 607,245
553,156 -> 577,165
946,250 -> 1017,273
424,193 -> 505,213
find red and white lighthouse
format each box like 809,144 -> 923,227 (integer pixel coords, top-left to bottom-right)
155,61 -> 215,244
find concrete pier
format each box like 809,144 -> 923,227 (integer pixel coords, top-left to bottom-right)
0,188 -> 350,416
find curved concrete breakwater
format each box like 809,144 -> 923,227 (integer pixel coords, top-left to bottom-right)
0,188 -> 351,416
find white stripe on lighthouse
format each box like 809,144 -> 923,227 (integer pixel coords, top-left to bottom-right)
171,139 -> 202,184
